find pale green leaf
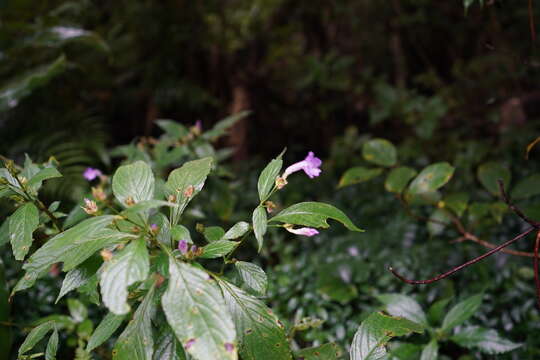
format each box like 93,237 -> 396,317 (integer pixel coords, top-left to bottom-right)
67,298 -> 87,323
45,327 -> 59,360
156,120 -> 189,138
9,202 -> 39,260
56,256 -> 102,303
350,312 -> 424,360
223,222 -> 250,240
385,167 -> 417,193
441,294 -> 483,332
113,285 -> 155,360
100,238 -> 150,315
269,202 -> 363,232
153,326 -> 187,360
450,326 -> 522,354
258,153 -> 283,201
408,162 -> 454,194
338,167 -> 383,188
420,340 -> 438,360
252,207 -> 267,252
121,200 -> 177,215
19,321 -> 56,356
27,167 -> 62,190
16,216 -> 126,294
162,259 -> 237,360
203,226 -> 225,242
112,161 -> 155,207
87,312 -> 126,352
362,139 -> 397,167
235,261 -> 267,296
376,294 -> 427,326
217,279 -> 292,360
166,157 -> 213,224
200,240 -> 237,259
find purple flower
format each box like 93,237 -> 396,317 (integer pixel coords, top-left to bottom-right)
195,120 -> 202,131
83,167 -> 102,181
178,240 -> 189,254
283,152 -> 322,179
285,226 -> 319,237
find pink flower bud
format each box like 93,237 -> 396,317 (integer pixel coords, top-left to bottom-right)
285,226 -> 319,237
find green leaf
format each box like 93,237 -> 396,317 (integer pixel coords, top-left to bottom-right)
338,167 -> 383,188
427,209 -> 452,237
0,219 -> 9,247
376,294 -> 427,326
170,224 -> 191,243
121,200 -> 177,215
202,111 -> 250,140
235,261 -> 267,296
443,193 -> 469,217
450,326 -> 522,354
350,312 -> 424,360
162,259 -> 237,360
166,157 -> 213,224
87,312 -> 126,352
0,55 -> 68,112
27,167 -> 62,190
203,226 -> 225,242
258,153 -> 284,201
427,298 -> 451,325
362,138 -> 397,167
295,343 -> 342,359
100,238 -> 150,315
45,327 -> 59,360
56,256 -> 100,303
200,240 -> 237,259
252,206 -> 267,252
9,202 -> 39,260
441,294 -> 483,332
269,202 -> 363,232
153,325 -> 187,360
223,222 -> 250,240
384,167 -> 417,193
112,161 -> 155,207
113,284 -> 156,360
67,298 -> 88,323
408,162 -> 454,194
16,216 -> 128,294
156,120 -> 189,138
420,340 -> 438,360
217,279 -> 292,360
18,321 -> 56,356
477,162 -> 511,196
511,174 -> 540,199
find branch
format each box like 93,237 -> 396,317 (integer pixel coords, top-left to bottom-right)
498,179 -> 540,228
389,227 -> 535,284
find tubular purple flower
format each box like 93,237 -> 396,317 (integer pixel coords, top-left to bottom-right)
83,167 -> 102,181
282,151 -> 322,179
178,240 -> 189,254
285,226 -> 319,237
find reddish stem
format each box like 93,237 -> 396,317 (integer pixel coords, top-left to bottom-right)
389,227 -> 535,284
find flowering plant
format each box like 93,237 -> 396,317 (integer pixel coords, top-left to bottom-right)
0,118 -> 363,360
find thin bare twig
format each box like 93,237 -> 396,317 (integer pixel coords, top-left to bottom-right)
389,227 -> 535,284
534,231 -> 540,308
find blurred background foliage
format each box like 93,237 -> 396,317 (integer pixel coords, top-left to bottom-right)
3,0 -> 540,359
